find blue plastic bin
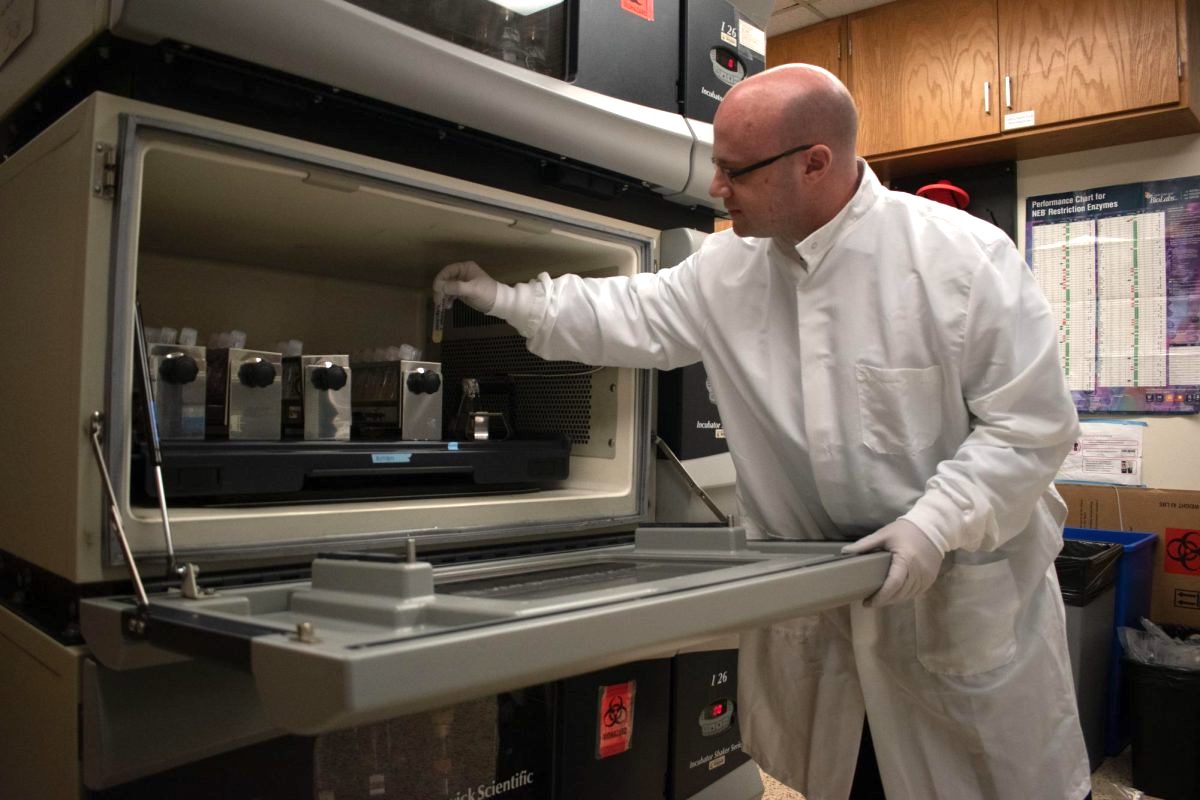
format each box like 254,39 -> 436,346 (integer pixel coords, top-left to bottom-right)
1063,527 -> 1157,757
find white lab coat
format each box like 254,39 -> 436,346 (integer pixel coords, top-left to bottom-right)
490,164 -> 1091,800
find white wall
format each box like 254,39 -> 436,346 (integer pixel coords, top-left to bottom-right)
1018,134 -> 1200,490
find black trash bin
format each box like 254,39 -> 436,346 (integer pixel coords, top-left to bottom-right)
1126,626 -> 1200,800
1055,540 -> 1123,771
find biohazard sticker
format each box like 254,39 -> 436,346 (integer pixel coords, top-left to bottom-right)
1165,528 -> 1200,575
596,681 -> 636,758
621,0 -> 654,22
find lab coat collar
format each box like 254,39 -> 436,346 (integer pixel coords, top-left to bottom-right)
779,159 -> 883,274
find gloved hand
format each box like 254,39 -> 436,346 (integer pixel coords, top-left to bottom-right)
433,261 -> 500,313
840,519 -> 945,607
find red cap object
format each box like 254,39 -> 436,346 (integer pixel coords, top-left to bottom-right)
915,179 -> 970,209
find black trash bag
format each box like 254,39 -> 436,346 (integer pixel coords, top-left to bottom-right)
1122,624 -> 1200,800
1055,540 -> 1123,606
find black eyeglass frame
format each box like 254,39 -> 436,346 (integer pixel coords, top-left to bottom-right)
714,143 -> 817,182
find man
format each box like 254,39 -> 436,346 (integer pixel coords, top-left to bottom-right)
434,65 -> 1090,800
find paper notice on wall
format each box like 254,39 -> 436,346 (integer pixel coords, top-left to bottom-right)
1057,420 -> 1146,486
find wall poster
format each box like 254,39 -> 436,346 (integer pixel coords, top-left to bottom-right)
1026,175 -> 1200,414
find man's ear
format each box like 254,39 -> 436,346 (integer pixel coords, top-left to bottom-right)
804,144 -> 834,180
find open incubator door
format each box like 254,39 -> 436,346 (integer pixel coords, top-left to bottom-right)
81,528 -> 888,735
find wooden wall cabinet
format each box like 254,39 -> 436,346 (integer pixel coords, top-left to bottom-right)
998,0 -> 1180,130
766,0 -> 1200,178
848,0 -> 998,156
766,18 -> 847,82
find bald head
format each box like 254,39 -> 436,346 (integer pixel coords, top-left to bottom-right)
721,64 -> 859,163
709,65 -> 862,242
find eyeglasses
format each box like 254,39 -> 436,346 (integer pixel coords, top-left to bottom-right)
713,143 -> 816,183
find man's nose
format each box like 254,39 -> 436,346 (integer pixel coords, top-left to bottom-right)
709,169 -> 732,198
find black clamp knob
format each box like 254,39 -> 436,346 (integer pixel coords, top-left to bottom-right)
158,354 -> 199,384
406,370 -> 442,395
311,363 -> 348,392
238,359 -> 277,388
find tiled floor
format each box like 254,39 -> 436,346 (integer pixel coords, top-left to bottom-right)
1091,749 -> 1162,800
758,770 -> 802,800
758,748 -> 1162,800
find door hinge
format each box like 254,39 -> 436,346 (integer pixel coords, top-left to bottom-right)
92,143 -> 117,199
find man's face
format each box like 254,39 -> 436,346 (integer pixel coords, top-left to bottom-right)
708,113 -> 805,239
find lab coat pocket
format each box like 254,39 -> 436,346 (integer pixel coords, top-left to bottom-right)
855,364 -> 943,455
915,559 -> 1018,676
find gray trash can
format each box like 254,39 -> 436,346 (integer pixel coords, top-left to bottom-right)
1056,540 -> 1123,771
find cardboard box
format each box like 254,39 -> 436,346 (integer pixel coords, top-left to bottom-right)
1057,484 -> 1200,627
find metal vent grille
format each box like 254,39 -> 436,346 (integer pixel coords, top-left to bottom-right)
440,296 -> 619,457
441,330 -> 599,447
449,303 -> 504,330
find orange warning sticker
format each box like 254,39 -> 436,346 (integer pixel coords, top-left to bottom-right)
1165,528 -> 1200,576
596,680 -> 636,759
621,0 -> 654,22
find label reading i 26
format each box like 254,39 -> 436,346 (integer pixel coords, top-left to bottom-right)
720,21 -> 737,47
711,670 -> 728,687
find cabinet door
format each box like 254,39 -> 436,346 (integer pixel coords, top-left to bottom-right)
849,0 -> 999,156
998,0 -> 1180,130
767,18 -> 846,82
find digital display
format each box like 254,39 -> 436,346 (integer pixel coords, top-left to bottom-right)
714,46 -> 739,72
703,700 -> 728,720
698,697 -> 734,736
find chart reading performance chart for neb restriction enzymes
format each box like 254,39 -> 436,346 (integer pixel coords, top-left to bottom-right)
1027,176 -> 1200,414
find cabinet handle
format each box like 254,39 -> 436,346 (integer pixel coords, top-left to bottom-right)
1004,75 -> 1013,109
983,81 -> 991,114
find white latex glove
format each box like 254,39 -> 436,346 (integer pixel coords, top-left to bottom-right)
840,519 -> 946,607
432,261 -> 500,313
